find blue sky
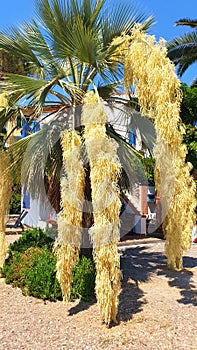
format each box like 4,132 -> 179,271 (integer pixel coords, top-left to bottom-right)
0,0 -> 196,85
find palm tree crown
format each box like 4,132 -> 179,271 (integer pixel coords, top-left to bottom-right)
0,0 -> 154,112
0,0 -> 154,205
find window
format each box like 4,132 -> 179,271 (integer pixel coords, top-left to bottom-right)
129,129 -> 136,146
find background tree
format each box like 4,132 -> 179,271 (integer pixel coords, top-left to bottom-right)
180,83 -> 197,125
167,21 -> 197,200
179,83 -> 197,183
183,124 -> 197,171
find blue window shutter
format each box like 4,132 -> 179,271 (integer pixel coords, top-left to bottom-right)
129,130 -> 136,146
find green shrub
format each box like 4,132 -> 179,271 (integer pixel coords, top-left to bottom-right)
24,247 -> 62,301
142,157 -> 155,185
9,227 -> 55,254
9,192 -> 21,214
9,184 -> 21,214
2,249 -> 33,288
1,246 -> 62,301
1,234 -> 96,302
70,256 -> 96,302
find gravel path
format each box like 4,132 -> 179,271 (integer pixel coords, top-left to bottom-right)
0,237 -> 197,350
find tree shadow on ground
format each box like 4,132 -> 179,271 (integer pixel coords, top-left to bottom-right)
68,297 -> 96,316
67,244 -> 197,321
158,255 -> 197,306
118,245 -> 197,323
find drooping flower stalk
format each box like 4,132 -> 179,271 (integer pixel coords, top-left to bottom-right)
0,92 -> 9,108
55,130 -> 85,301
82,92 -> 122,325
0,150 -> 12,268
123,26 -> 196,270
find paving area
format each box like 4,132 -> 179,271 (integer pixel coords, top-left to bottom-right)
0,233 -> 197,349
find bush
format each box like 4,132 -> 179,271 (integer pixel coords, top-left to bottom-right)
70,256 -> 96,302
9,227 -> 55,254
1,228 -> 96,302
24,247 -> 62,301
2,249 -> 33,288
2,247 -> 62,301
9,184 -> 21,214
142,157 -> 155,185
9,192 -> 21,214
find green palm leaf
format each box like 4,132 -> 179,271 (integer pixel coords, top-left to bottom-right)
0,0 -> 154,108
8,117 -> 63,198
175,18 -> 197,28
168,32 -> 197,76
0,28 -> 42,75
168,18 -> 197,80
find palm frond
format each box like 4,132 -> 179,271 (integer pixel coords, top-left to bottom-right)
175,19 -> 197,28
1,74 -> 59,109
0,107 -> 20,131
22,21 -> 61,78
7,133 -> 33,184
1,73 -> 82,111
190,76 -> 197,87
0,0 -> 153,104
8,115 -> 64,198
101,2 -> 154,46
0,0 -> 155,203
0,26 -> 43,75
140,16 -> 156,32
97,81 -> 121,100
167,31 -> 197,76
81,0 -> 105,28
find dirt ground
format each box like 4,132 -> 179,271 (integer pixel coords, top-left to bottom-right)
0,233 -> 197,350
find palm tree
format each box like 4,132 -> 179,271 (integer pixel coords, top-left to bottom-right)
167,18 -> 197,86
0,0 -> 154,208
0,1 -> 195,325
0,0 -> 154,324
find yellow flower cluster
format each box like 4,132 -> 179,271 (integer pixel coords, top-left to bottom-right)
55,243 -> 79,302
94,243 -> 122,325
123,27 -> 196,269
82,92 -> 122,324
0,150 -> 12,268
0,92 -> 9,110
55,130 -> 85,301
